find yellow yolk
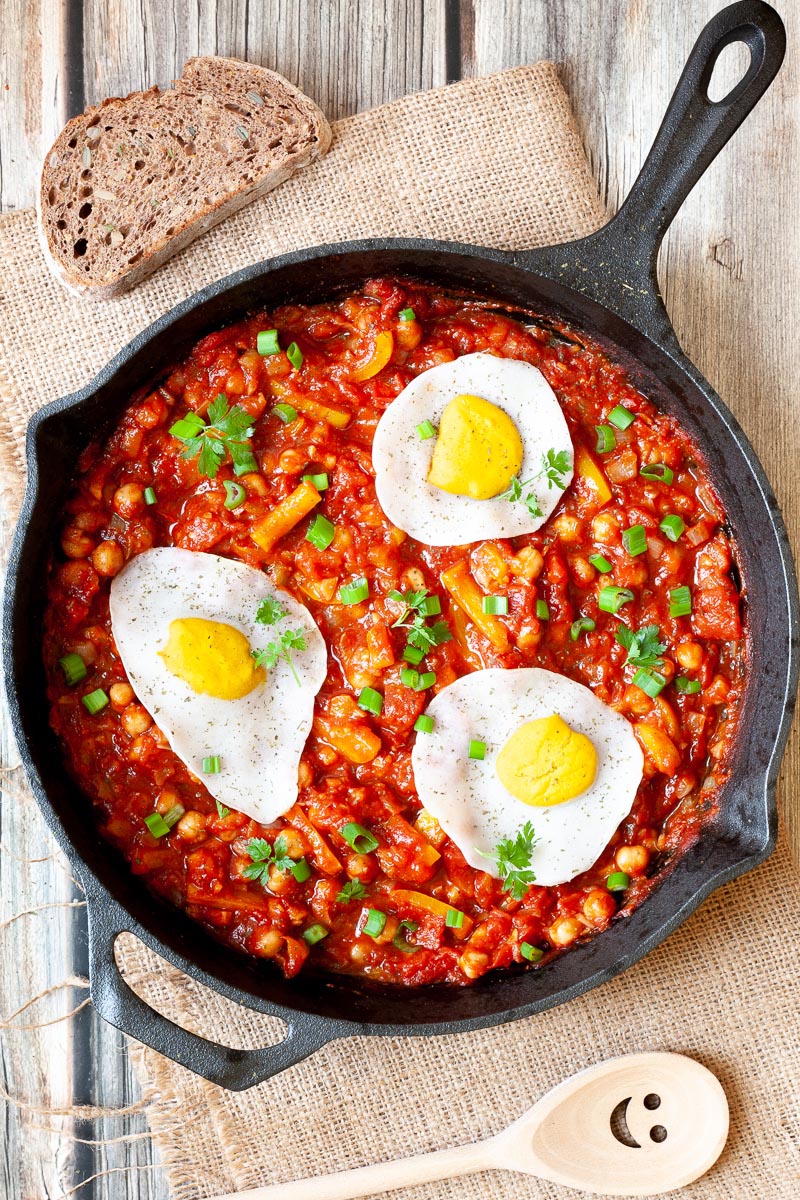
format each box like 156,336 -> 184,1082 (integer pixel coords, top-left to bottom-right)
159,618 -> 265,700
427,393 -> 524,500
495,714 -> 598,807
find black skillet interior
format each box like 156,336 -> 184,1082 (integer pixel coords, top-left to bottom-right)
4,2 -> 797,1090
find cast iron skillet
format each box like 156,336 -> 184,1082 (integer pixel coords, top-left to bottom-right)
4,1 -> 798,1091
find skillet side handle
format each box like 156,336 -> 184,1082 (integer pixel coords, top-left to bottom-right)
86,897 -> 336,1092
517,1 -> 786,343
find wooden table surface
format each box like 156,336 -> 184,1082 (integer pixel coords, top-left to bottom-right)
0,2 -> 797,1197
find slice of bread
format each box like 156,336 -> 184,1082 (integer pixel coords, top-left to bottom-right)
38,57 -> 332,299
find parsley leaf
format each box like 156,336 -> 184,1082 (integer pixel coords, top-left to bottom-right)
215,799 -> 230,820
336,879 -> 368,903
388,588 -> 432,626
502,447 -> 571,515
477,821 -> 538,900
243,834 -> 296,884
389,588 -> 452,656
616,623 -> 666,670
252,628 -> 307,686
169,393 -> 256,480
256,595 -> 288,626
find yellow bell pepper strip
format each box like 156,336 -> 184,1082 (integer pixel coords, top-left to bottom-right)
351,330 -> 394,381
389,888 -> 473,936
250,480 -> 322,553
574,444 -> 612,506
441,559 -> 509,653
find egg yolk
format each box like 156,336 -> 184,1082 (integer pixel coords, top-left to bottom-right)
427,393 -> 524,500
159,618 -> 265,700
495,714 -> 598,807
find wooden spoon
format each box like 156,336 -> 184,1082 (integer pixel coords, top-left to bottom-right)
209,1052 -> 729,1199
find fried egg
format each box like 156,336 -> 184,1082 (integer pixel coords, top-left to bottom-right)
411,667 -> 644,886
372,352 -> 574,545
109,547 -> 327,824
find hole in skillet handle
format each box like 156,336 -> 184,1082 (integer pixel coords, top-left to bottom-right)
706,39 -> 754,103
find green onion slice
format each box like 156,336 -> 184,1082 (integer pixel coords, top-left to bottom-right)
535,599 -> 550,621
660,514 -> 685,542
607,871 -> 630,892
82,688 -> 109,715
675,675 -> 701,695
414,714 -> 434,734
445,908 -> 465,929
482,595 -> 509,615
272,402 -> 297,425
669,585 -> 692,618
306,514 -> 335,550
598,585 -> 635,614
595,424 -> 617,453
339,576 -> 369,605
570,617 -> 596,641
622,524 -> 647,556
223,479 -> 246,509
169,412 -> 205,439
520,941 -> 544,962
640,462 -> 675,484
59,652 -> 87,686
302,472 -> 329,491
588,553 -> 613,573
392,919 -> 419,952
257,329 -> 280,356
468,739 -> 486,761
286,342 -> 303,370
144,812 -> 172,839
402,645 -> 425,666
632,667 -> 667,698
202,755 -> 222,774
143,486 -> 157,506
418,595 -> 441,616
357,686 -> 383,716
416,419 -> 437,440
608,404 -> 635,430
398,307 -> 416,321
290,858 -> 312,883
341,822 -> 379,854
363,908 -> 387,938
302,923 -> 329,945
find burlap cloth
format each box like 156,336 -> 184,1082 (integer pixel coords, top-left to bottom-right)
1,65 -> 798,1199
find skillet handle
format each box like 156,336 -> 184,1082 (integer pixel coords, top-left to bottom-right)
518,1 -> 786,342
85,894 -> 336,1092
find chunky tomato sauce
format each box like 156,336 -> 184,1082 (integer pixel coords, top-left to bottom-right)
43,279 -> 745,985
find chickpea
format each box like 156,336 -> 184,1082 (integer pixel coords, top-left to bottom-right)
109,682 -> 135,710
509,545 -> 544,582
279,448 -> 307,474
551,513 -> 584,543
113,483 -> 144,519
592,509 -> 622,543
676,641 -> 703,671
549,916 -> 583,946
120,703 -> 153,736
570,555 -> 596,587
61,525 -> 96,559
459,949 -> 490,980
267,864 -> 297,895
155,787 -> 182,815
278,827 -> 307,859
346,852 -> 376,881
251,928 -> 284,958
297,760 -> 313,788
240,472 -> 268,497
175,810 -> 207,843
394,317 -> 422,351
91,539 -> 125,577
616,844 -> 650,876
583,889 -> 617,924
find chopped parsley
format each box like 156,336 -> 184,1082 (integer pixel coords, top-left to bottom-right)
477,821 -> 538,900
336,879 -> 368,903
252,628 -> 307,687
388,587 -> 452,658
502,448 -> 571,518
243,836 -> 310,884
616,623 -> 667,670
169,393 -> 256,480
256,595 -> 288,626
215,799 -> 230,820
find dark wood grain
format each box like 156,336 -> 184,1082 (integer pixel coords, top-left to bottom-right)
0,3 -> 796,1198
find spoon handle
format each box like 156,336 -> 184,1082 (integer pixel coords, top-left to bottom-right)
208,1139 -> 496,1200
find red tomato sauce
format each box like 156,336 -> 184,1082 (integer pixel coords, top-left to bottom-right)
42,278 -> 746,985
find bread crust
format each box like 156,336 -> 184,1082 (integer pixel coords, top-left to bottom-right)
38,58 -> 332,299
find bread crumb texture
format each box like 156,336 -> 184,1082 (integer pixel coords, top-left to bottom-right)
39,57 -> 332,297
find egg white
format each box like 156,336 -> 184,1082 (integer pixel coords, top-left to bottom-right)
372,352 -> 574,545
109,547 -> 327,825
412,667 -> 644,886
